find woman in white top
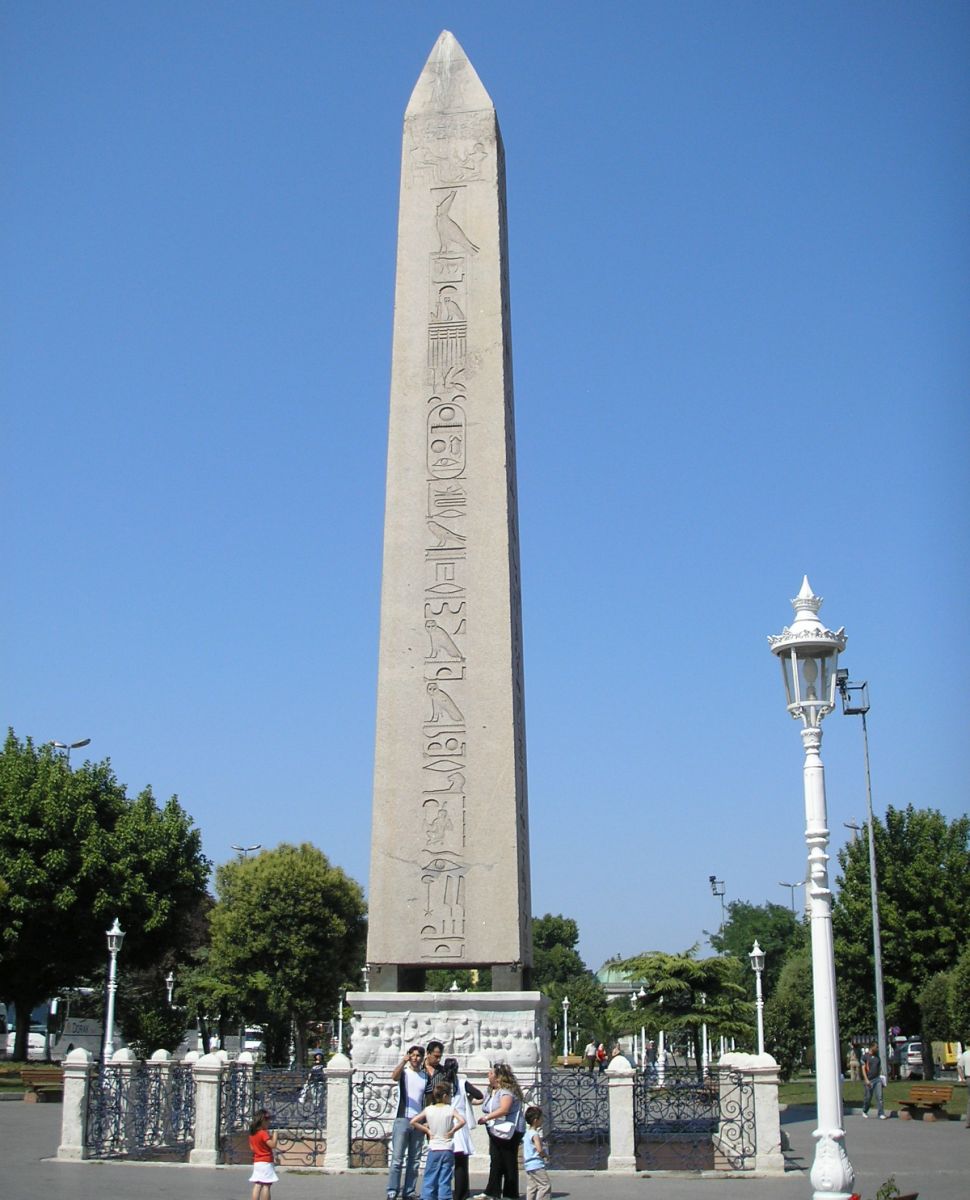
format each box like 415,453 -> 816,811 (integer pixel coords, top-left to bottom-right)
475,1063 -> 524,1200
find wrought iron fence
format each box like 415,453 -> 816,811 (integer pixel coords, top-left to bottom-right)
220,1061 -> 255,1162
349,1068 -> 398,1169
222,1064 -> 328,1167
522,1069 -> 610,1170
86,1062 -> 195,1161
633,1066 -> 756,1171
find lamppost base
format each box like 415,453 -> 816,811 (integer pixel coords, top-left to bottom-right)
810,1127 -> 854,1200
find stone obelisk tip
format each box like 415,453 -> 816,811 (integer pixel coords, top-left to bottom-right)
406,29 -> 494,115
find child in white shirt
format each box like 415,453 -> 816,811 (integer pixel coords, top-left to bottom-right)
410,1081 -> 466,1200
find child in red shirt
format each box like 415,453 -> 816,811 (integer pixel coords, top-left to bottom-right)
248,1108 -> 279,1200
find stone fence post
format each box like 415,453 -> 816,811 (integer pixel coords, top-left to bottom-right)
189,1052 -> 224,1166
323,1051 -> 352,1170
606,1054 -> 636,1173
57,1047 -> 95,1160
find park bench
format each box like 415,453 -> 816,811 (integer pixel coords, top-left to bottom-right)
20,1066 -> 64,1102
898,1083 -> 952,1121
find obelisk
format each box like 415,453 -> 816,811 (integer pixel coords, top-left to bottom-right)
366,31 -> 532,993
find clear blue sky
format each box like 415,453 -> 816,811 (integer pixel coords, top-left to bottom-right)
4,2 -> 968,972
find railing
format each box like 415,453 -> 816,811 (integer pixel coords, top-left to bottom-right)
633,1065 -> 756,1171
66,1051 -> 774,1173
86,1061 -> 195,1160
349,1068 -> 397,1168
523,1069 -> 610,1170
222,1064 -> 328,1166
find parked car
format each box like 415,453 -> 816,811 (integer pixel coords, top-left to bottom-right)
900,1040 -> 924,1080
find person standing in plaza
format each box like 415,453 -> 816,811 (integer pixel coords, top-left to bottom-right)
248,1109 -> 279,1200
410,1080 -> 466,1200
583,1040 -> 596,1073
522,1106 -> 551,1200
957,1043 -> 970,1126
475,1063 -> 525,1200
861,1042 -> 885,1119
388,1045 -> 428,1200
423,1040 -> 447,1098
442,1056 -> 483,1200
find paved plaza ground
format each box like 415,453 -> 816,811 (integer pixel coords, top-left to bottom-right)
3,1098 -> 967,1200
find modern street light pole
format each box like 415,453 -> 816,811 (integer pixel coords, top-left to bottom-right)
709,875 -> 726,934
778,880 -> 806,913
749,940 -> 766,1055
769,576 -> 854,1200
50,737 -> 91,767
103,918 -> 125,1059
836,671 -> 889,1090
230,843 -> 261,859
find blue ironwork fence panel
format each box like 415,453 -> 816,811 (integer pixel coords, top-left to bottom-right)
223,1065 -> 328,1167
86,1063 -> 195,1161
349,1069 -> 398,1169
633,1066 -> 756,1171
523,1069 -> 609,1170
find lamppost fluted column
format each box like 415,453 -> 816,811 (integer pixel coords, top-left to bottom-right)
769,577 -> 853,1200
749,941 -> 765,1056
103,918 -> 125,1060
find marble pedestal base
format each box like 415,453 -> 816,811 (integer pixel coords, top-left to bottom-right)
346,990 -> 549,1082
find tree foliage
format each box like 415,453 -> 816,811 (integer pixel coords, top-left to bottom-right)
532,913 -> 588,985
0,730 -> 210,1060
763,947 -> 812,1079
616,948 -> 753,1068
951,944 -> 970,1044
530,914 -> 606,1049
206,843 -> 366,1063
916,971 -> 954,1046
833,805 -> 970,1039
708,900 -> 806,999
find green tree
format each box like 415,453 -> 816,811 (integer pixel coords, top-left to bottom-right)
951,944 -> 970,1043
532,914 -> 587,985
207,843 -> 366,1063
530,914 -> 606,1050
616,948 -> 753,1070
0,730 -> 210,1060
708,900 -> 806,1000
425,968 -> 491,991
833,806 -> 970,1048
763,947 -> 812,1079
916,971 -> 954,1047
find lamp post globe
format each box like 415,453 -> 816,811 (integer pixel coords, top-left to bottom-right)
769,577 -> 853,1200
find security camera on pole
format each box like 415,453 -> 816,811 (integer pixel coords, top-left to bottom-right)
769,577 -> 853,1200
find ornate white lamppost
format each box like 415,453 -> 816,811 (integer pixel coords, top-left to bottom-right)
561,996 -> 570,1059
769,577 -> 853,1200
165,970 -> 175,1007
749,940 -> 765,1055
103,918 -> 125,1059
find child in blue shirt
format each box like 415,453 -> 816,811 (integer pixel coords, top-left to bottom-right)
522,1106 -> 550,1200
